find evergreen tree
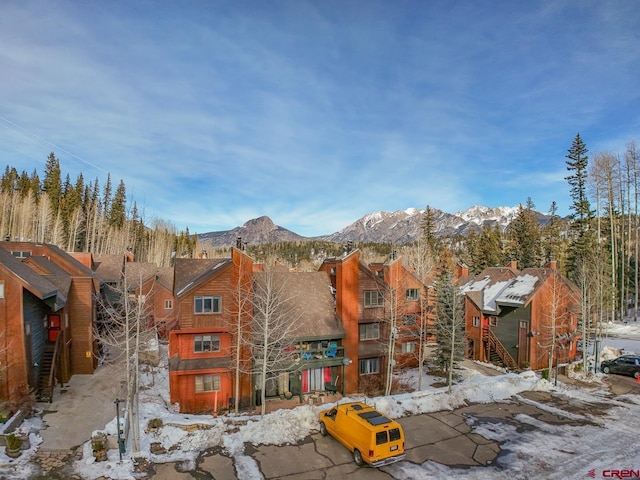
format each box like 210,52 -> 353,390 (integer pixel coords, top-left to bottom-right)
462,225 -> 504,274
565,134 -> 595,280
1,166 -> 18,194
541,201 -> 567,269
43,152 -> 62,214
507,199 -> 541,268
421,205 -> 441,257
432,248 -> 466,392
16,171 -> 32,197
108,179 -> 127,228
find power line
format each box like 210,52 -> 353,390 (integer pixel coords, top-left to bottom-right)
0,114 -> 107,173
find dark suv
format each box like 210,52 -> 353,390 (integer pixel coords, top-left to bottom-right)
600,355 -> 640,379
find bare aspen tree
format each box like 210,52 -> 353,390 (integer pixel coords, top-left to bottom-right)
626,142 -> 640,321
535,272 -> 577,381
402,241 -> 435,390
93,265 -> 158,454
251,266 -> 302,417
384,271 -> 399,397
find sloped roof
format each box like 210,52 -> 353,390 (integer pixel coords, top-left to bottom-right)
168,355 -> 231,372
125,262 -> 158,291
24,256 -> 73,302
459,265 -> 576,314
253,270 -> 345,341
174,258 -> 231,296
0,248 -> 62,306
155,267 -> 174,291
494,274 -> 541,307
40,243 -> 95,277
93,254 -> 125,283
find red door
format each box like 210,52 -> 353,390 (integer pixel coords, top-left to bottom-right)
48,314 -> 61,342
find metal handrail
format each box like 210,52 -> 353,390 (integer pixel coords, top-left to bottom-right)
45,332 -> 63,402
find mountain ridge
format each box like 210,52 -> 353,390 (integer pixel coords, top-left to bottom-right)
197,205 -> 553,248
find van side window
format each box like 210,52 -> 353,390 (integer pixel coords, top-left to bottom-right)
389,428 -> 401,441
376,431 -> 388,445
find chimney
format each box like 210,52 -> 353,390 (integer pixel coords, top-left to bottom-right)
508,260 -> 518,270
456,263 -> 469,279
545,260 -> 557,270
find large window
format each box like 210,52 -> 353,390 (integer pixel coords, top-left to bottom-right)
194,335 -> 220,353
364,290 -> 384,307
194,295 -> 221,314
195,374 -> 220,393
406,288 -> 419,301
359,358 -> 380,374
359,323 -> 380,340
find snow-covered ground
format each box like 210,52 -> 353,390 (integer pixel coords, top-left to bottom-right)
2,321 -> 640,480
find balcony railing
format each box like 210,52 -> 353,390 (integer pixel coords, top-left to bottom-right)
298,342 -> 344,361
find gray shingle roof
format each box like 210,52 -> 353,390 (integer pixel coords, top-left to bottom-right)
253,270 -> 345,341
174,258 -> 231,296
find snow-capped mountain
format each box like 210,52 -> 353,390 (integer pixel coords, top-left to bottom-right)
453,205 -> 521,226
198,206 -> 553,247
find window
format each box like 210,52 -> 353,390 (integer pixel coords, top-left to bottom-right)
164,299 -> 173,309
406,288 -> 419,301
11,251 -> 30,258
402,342 -> 416,354
359,323 -> 380,340
359,358 -> 380,374
402,314 -> 416,326
489,316 -> 498,327
330,267 -> 336,276
364,291 -> 384,307
0,281 -> 4,299
194,295 -> 221,314
195,374 -> 220,393
376,431 -> 388,445
194,335 -> 220,353
473,316 -> 480,327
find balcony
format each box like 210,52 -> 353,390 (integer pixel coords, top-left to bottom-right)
298,341 -> 344,362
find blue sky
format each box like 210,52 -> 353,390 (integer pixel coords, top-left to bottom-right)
1,1 -> 639,237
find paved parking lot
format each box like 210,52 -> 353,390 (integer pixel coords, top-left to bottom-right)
144,387 -> 616,480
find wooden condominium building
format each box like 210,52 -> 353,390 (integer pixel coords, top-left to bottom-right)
0,242 -> 98,405
459,261 -> 581,371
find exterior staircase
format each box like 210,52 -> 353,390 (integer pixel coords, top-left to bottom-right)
36,335 -> 62,402
484,328 -> 518,370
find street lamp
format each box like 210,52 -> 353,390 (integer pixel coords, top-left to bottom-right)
114,398 -> 124,461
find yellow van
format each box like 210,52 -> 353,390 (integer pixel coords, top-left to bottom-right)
319,401 -> 406,467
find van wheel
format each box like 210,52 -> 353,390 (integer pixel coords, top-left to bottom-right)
353,449 -> 364,466
319,422 -> 327,437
